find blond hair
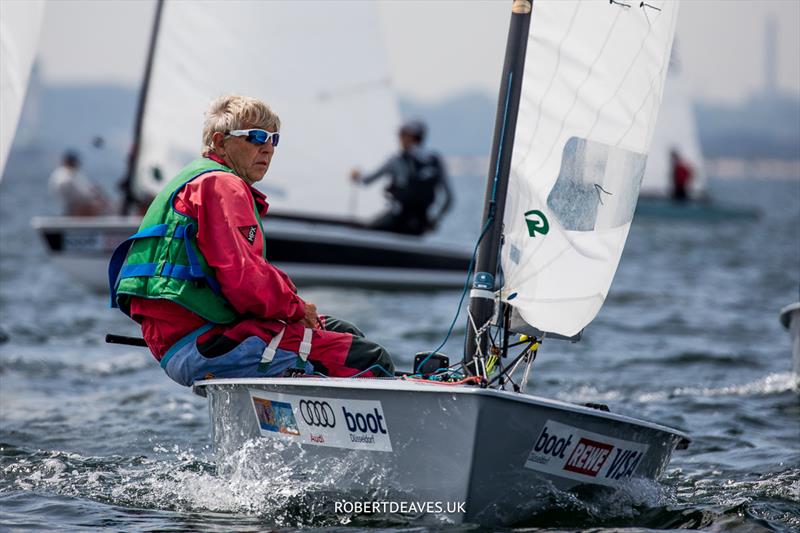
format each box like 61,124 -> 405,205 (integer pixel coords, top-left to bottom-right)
202,94 -> 281,154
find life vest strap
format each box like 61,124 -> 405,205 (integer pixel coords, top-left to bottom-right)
109,222 -> 223,309
108,223 -> 170,307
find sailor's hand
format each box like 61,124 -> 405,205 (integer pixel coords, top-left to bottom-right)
350,169 -> 361,183
301,302 -> 320,328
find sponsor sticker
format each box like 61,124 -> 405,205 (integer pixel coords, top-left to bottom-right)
249,390 -> 392,452
252,397 -> 300,436
524,420 -> 649,486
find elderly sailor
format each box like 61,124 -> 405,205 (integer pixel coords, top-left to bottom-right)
109,94 -> 394,386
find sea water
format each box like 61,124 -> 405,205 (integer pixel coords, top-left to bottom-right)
1,149 -> 798,532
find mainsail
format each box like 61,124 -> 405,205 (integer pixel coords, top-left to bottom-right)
640,41 -> 707,198
0,0 -> 45,177
135,0 -> 401,219
501,0 -> 679,337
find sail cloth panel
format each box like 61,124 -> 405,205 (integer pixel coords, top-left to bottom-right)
0,0 -> 45,178
137,1 -> 400,219
502,0 -> 679,337
640,41 -> 707,198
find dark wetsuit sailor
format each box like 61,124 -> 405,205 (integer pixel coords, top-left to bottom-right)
109,94 -> 394,387
351,120 -> 452,236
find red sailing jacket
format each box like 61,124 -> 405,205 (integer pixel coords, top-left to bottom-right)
129,156 -> 308,359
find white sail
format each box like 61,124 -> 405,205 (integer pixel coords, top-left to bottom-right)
502,0 -> 679,337
640,41 -> 707,198
136,0 -> 401,219
0,0 -> 45,178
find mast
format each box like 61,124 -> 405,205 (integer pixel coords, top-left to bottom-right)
119,0 -> 164,215
464,0 -> 532,373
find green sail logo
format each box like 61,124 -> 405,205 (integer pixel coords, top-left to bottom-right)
524,210 -> 549,237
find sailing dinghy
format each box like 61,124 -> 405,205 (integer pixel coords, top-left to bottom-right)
32,0 -> 470,291
634,42 -> 758,220
192,0 -> 689,524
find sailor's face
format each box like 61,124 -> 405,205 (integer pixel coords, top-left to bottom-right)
399,131 -> 415,151
222,123 -> 276,184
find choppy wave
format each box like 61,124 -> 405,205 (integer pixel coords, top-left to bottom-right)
552,372 -> 797,406
616,350 -> 764,370
0,439 -> 708,530
0,351 -> 152,378
635,372 -> 798,402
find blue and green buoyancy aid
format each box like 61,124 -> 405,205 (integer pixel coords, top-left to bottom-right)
108,157 -> 266,323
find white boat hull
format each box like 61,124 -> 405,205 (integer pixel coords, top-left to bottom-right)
31,216 -> 471,292
194,378 -> 689,525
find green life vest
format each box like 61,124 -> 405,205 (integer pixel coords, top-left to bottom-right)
109,157 -> 266,323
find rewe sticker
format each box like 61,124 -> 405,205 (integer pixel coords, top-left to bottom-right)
238,225 -> 258,245
524,420 -> 649,487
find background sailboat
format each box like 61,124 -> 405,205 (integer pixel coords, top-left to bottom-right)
639,41 -> 708,200
32,0 -> 471,291
634,41 -> 760,220
195,0 -> 689,525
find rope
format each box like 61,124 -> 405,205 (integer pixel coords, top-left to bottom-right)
416,217 -> 494,374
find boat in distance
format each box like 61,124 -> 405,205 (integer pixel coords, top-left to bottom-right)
32,214 -> 472,292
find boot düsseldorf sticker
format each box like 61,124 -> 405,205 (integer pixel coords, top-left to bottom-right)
250,390 -> 393,452
524,420 -> 649,486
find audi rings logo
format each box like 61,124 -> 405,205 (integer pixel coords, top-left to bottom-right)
299,400 -> 336,427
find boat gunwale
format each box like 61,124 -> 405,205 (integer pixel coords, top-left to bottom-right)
193,376 -> 690,441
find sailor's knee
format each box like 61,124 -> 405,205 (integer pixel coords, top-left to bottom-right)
323,316 -> 365,337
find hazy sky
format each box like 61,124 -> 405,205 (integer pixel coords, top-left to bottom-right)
34,0 -> 800,105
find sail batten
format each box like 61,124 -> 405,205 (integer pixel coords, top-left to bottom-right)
503,0 -> 679,337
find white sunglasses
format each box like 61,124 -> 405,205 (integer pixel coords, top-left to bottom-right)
226,129 -> 280,147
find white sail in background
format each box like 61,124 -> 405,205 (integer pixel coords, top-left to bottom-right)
502,0 -> 679,337
640,41 -> 707,198
136,0 -> 401,219
0,0 -> 45,178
